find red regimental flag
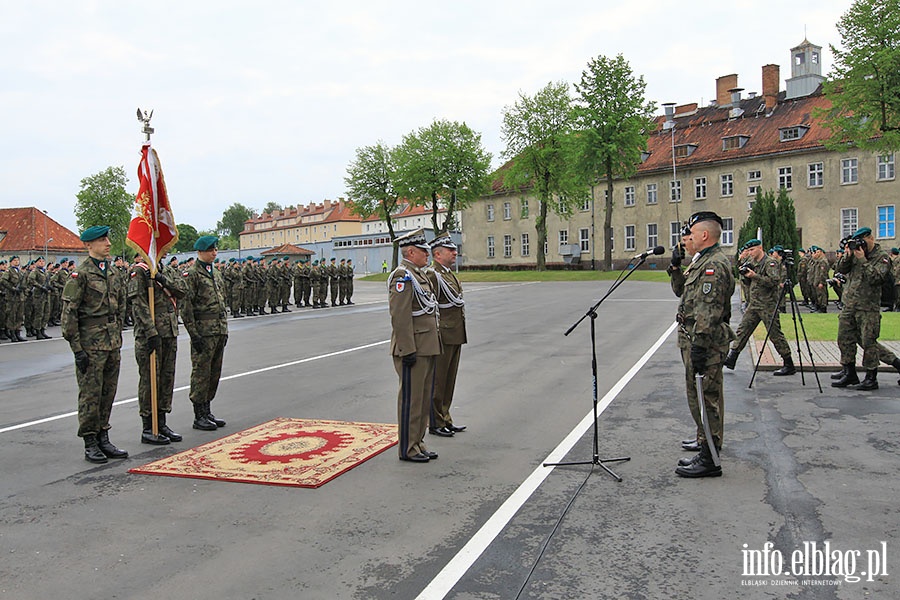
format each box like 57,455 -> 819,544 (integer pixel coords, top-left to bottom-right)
126,143 -> 179,275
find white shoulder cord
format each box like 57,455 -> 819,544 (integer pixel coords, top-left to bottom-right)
434,268 -> 464,309
389,266 -> 438,316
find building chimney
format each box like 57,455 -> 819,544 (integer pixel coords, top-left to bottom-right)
716,74 -> 738,107
762,64 -> 780,110
729,88 -> 745,119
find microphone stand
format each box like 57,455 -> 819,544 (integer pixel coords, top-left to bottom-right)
543,254 -> 653,481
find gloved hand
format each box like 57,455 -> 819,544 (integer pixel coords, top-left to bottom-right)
154,272 -> 168,288
190,336 -> 206,354
671,244 -> 684,268
401,352 -> 417,367
74,350 -> 90,374
147,335 -> 161,353
690,345 -> 708,375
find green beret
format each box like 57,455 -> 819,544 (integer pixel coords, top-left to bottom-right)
745,239 -> 761,249
80,225 -> 110,242
892,248 -> 899,255
246,255 -> 254,260
194,235 -> 219,251
852,227 -> 872,239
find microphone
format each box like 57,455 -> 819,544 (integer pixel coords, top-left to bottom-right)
632,246 -> 666,260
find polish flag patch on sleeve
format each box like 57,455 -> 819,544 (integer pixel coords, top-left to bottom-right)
705,267 -> 715,275
71,272 -> 78,278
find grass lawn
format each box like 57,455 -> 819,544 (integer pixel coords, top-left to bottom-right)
361,270 -> 900,341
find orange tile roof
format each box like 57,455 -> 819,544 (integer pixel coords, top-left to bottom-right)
0,207 -> 84,253
260,243 -> 315,256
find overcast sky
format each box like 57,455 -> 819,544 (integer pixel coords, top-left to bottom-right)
1,0 -> 851,235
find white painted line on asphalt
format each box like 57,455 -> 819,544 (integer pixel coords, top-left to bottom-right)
414,321 -> 679,600
0,339 -> 390,434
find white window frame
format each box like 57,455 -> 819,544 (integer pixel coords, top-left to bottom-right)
521,232 -> 530,256
841,158 -> 858,185
670,180 -> 682,202
624,186 -> 635,207
877,154 -> 895,181
720,173 -> 734,197
487,235 -> 495,258
558,229 -> 568,246
670,221 -> 681,248
487,204 -> 494,222
503,234 -> 512,257
624,225 -> 636,252
502,202 -> 511,220
840,208 -> 858,239
579,228 -> 590,252
722,217 -> 734,246
747,170 -> 761,181
808,162 -> 824,188
647,223 -> 658,249
520,198 -> 529,218
694,177 -> 707,200
778,166 -> 793,190
646,183 -> 658,205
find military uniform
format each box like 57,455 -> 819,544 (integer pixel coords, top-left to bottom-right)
723,240 -> 794,374
832,227 -> 893,390
345,260 -> 355,304
26,259 -> 52,339
1,257 -> 26,341
61,226 -> 128,463
181,236 -> 230,429
327,258 -> 339,306
670,212 -> 735,478
129,261 -> 185,444
425,233 -> 467,435
806,248 -> 830,313
389,229 -> 441,462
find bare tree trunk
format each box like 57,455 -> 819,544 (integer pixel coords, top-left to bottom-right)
536,199 -> 548,271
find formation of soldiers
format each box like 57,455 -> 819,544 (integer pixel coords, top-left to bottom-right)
0,253 -> 357,344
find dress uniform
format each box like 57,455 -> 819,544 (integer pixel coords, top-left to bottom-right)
61,226 -> 128,463
723,239 -> 795,375
181,236 -> 230,430
389,229 -> 441,462
425,233 -> 467,436
669,212 -> 735,478
129,257 -> 185,445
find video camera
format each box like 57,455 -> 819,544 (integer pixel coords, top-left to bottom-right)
780,248 -> 794,267
738,263 -> 753,276
826,273 -> 846,287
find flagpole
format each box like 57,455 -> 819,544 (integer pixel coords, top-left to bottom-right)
140,109 -> 160,437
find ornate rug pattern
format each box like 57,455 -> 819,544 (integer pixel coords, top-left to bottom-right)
128,418 -> 397,488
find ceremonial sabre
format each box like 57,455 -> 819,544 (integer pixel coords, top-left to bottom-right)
695,373 -> 720,467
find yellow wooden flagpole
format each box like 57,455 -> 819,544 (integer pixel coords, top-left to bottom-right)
149,280 -> 159,435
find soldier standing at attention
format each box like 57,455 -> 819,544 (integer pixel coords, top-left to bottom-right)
181,236 -> 230,430
670,212 -> 735,478
831,227 -> 893,391
338,258 -> 348,305
797,248 -> 811,308
328,257 -> 339,307
61,226 -> 128,463
345,259 -> 355,304
722,239 -> 796,376
2,256 -> 27,342
129,255 -> 185,445
26,256 -> 52,339
389,229 -> 441,463
425,233 -> 467,437
807,246 -> 830,313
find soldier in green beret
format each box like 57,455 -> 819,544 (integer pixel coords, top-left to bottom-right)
1,255 -> 27,341
181,236 -> 229,430
61,226 -> 128,463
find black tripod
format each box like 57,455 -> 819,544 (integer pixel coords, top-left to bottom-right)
748,275 -> 823,392
542,254 -> 656,481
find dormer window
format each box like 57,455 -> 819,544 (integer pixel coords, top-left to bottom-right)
779,126 -> 809,142
674,144 -> 698,158
722,135 -> 750,151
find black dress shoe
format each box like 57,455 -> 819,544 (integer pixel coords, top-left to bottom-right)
429,427 -> 454,437
681,439 -> 701,451
421,450 -> 438,460
447,424 -> 466,433
400,453 -> 430,462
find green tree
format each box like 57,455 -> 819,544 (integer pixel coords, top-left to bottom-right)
263,201 -> 283,215
571,54 -> 657,270
173,223 -> 200,252
345,141 -> 402,269
500,82 -> 582,270
74,166 -> 132,257
737,189 -> 799,257
217,203 -> 254,238
394,119 -> 492,234
821,0 -> 900,151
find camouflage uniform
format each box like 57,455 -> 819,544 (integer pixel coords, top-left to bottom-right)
27,263 -> 52,338
327,259 -> 339,306
180,259 -> 229,421
729,255 -> 791,361
671,243 -> 735,452
834,242 -> 892,373
346,260 -> 354,303
2,262 -> 26,338
129,264 -> 184,419
807,253 -> 830,312
797,252 -> 811,305
61,257 -> 126,438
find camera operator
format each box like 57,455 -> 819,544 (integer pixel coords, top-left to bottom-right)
723,240 -> 795,375
831,227 -> 893,390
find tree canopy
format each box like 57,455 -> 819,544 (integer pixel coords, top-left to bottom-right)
217,203 -> 254,238
501,81 -> 584,270
394,119 -> 492,234
74,166 -> 132,258
345,141 -> 402,268
173,223 -> 200,252
263,201 -> 283,215
822,0 -> 900,151
571,53 -> 656,270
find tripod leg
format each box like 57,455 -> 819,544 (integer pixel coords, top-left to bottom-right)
786,285 -> 823,393
749,285 -> 786,389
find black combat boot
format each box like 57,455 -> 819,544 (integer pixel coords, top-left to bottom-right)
141,415 -> 170,445
282,305 -> 291,313
83,434 -> 108,464
14,329 -> 26,342
853,370 -> 878,391
830,365 -> 848,380
678,452 -> 702,467
192,402 -> 217,431
723,348 -> 740,370
157,412 -> 182,442
37,329 -> 51,340
206,402 -> 226,428
773,356 -> 796,376
97,430 -> 128,459
831,365 -> 860,388
675,442 -> 722,478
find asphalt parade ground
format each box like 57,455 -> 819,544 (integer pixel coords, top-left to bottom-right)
1,280 -> 898,600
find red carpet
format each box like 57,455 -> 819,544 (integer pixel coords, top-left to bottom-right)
128,417 -> 397,488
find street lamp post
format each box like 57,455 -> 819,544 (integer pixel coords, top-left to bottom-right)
662,103 -> 680,248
